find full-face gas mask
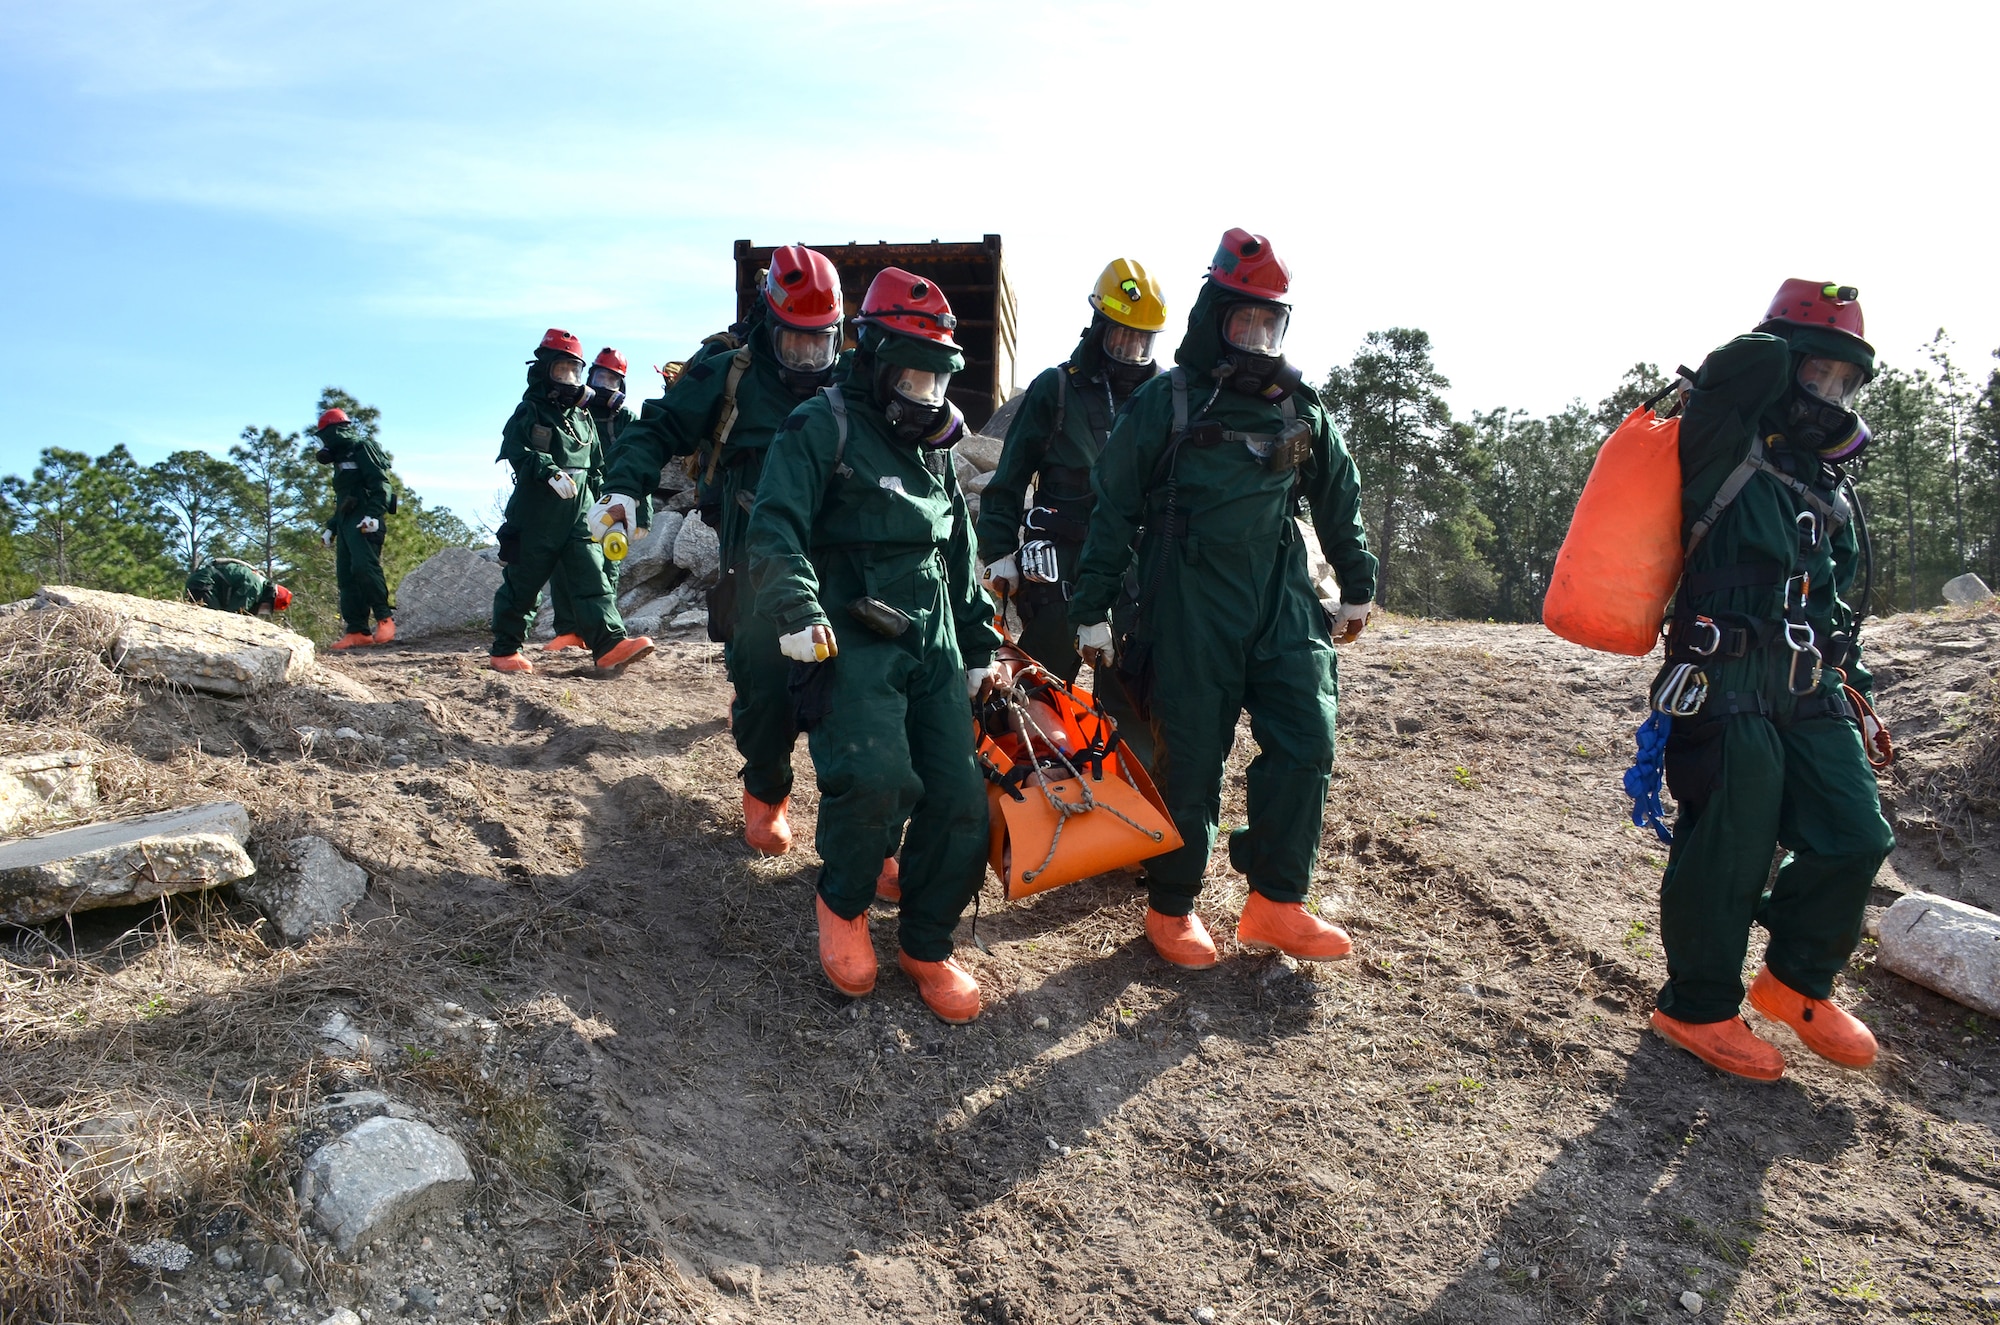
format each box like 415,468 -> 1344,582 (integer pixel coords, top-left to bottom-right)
876,361 -> 953,442
774,323 -> 842,397
1217,300 -> 1300,397
1787,355 -> 1870,462
545,354 -> 593,410
587,365 -> 626,415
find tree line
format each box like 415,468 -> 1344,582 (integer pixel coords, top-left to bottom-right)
1323,328 -> 2000,622
0,388 -> 476,642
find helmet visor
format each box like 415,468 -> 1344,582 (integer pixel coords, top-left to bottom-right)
889,366 -> 950,408
1102,323 -> 1158,366
548,357 -> 587,387
1222,303 -> 1289,357
775,325 -> 840,373
1798,356 -> 1865,408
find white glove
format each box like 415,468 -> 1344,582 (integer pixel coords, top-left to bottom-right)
1076,622 -> 1115,668
547,472 -> 579,500
1332,600 -> 1372,642
966,661 -> 1004,701
587,492 -> 641,541
779,624 -> 838,663
984,552 -> 1019,599
320,527 -> 334,548
356,516 -> 381,534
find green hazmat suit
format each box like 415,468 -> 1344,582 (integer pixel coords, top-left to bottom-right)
745,339 -> 1002,961
490,362 -> 627,660
975,328 -> 1155,766
550,403 -> 633,638
603,322 -> 816,805
1068,281 -> 1378,919
185,558 -> 272,614
315,421 -> 394,634
1656,329 -> 1893,1025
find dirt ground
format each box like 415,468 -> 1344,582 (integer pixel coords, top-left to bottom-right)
4,603 -> 1997,1324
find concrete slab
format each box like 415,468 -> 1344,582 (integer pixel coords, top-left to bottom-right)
0,749 -> 98,834
36,585 -> 314,696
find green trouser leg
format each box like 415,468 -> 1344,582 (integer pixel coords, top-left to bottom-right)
725,603 -> 799,805
1143,569 -> 1337,917
334,521 -> 390,633
808,630 -> 988,961
491,502 -> 626,658
551,555 -> 621,637
1015,584 -> 1156,770
1657,712 -> 1893,1024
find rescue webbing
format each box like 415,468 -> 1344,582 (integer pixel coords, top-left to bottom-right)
1623,711 -> 1674,845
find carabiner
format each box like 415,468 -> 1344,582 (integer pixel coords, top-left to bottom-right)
1795,509 -> 1820,550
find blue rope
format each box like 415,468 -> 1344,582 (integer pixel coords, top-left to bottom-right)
1622,711 -> 1674,845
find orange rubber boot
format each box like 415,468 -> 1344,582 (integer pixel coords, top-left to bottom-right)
371,618 -> 396,645
897,952 -> 981,1023
489,652 -> 534,674
815,896 -> 876,997
1747,967 -> 1878,1068
874,857 -> 901,904
1650,1011 -> 1785,1082
331,631 -> 374,651
594,635 -> 655,677
544,632 -> 587,652
743,792 -> 793,856
1236,893 -> 1353,961
1145,909 -> 1218,969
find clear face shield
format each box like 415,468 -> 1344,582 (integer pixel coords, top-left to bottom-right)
1222,302 -> 1289,357
889,365 -> 951,408
548,357 -> 587,387
588,366 -> 625,396
774,324 -> 841,374
1797,356 -> 1865,409
1101,323 -> 1158,366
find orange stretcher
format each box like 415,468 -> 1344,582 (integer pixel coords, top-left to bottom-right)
974,644 -> 1182,900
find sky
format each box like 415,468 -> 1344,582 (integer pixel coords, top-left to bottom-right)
2,0 -> 1996,530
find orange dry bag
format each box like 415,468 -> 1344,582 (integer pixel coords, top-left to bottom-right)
1543,405 -> 1684,656
975,646 -> 1182,900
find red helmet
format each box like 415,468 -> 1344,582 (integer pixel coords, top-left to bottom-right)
270,584 -> 292,612
1758,279 -> 1867,343
765,245 -> 844,330
592,347 -> 628,375
857,268 -> 962,350
1208,228 -> 1291,301
538,327 -> 584,359
315,408 -> 349,432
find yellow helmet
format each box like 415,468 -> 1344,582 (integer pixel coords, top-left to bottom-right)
1088,258 -> 1167,333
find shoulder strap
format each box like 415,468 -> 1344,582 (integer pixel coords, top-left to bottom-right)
1686,435 -> 1850,559
1170,367 -> 1189,441
1052,364 -> 1069,439
702,347 -> 755,481
823,385 -> 852,477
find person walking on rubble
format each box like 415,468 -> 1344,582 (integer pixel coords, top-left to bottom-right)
1647,281 -> 1893,1082
744,267 -> 1002,1023
1068,228 -> 1378,971
309,407 -> 396,650
488,327 -> 655,677
978,258 -> 1164,766
547,346 -> 638,653
592,247 -> 902,892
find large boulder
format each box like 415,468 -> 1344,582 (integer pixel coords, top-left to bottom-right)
36,587 -> 313,696
0,802 -> 254,925
626,580 -> 705,635
299,1114 -> 474,1253
393,546 -> 503,641
235,836 -> 368,943
1877,892 -> 2000,1018
983,392 -> 1027,441
673,515 -> 722,586
1942,572 -> 1994,606
616,511 -> 687,600
955,433 -> 1004,473
0,751 -> 98,835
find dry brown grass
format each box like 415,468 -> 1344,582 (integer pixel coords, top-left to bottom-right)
535,1235 -> 703,1325
0,605 -> 127,730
